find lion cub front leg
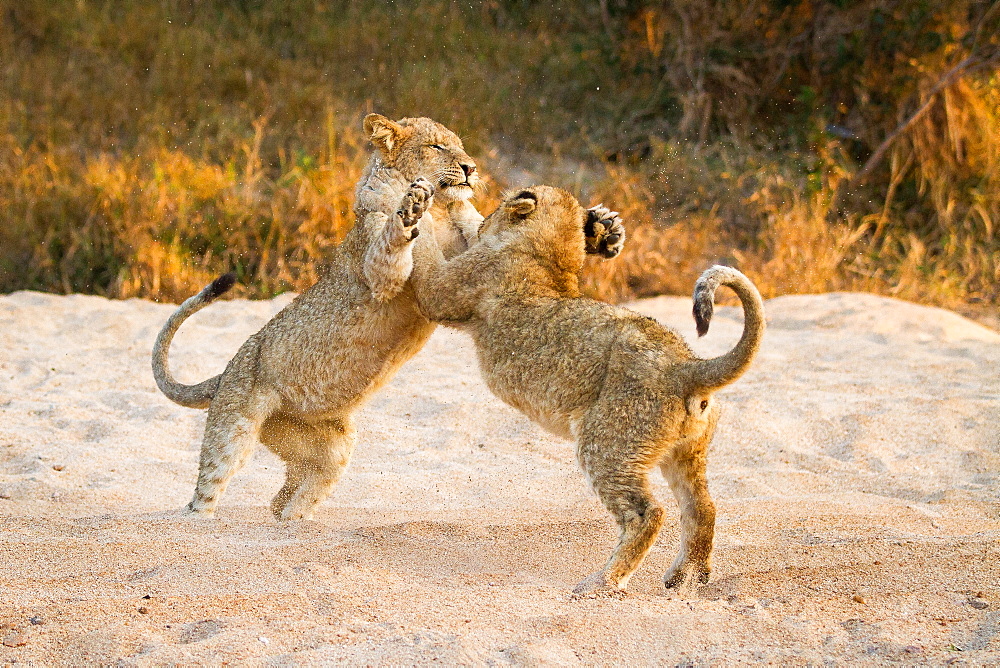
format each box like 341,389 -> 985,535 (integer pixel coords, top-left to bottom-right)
584,205 -> 625,259
393,177 -> 435,243
363,178 -> 436,302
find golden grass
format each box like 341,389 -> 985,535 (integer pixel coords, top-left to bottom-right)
0,0 -> 997,317
0,118 -> 362,301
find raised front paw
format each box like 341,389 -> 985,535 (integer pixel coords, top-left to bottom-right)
396,177 -> 436,240
584,204 -> 625,259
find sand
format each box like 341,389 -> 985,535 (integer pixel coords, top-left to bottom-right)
1,289 -> 998,664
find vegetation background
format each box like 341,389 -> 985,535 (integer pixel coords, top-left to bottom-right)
1,0 -> 997,320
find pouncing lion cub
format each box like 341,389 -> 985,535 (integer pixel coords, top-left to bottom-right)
151,116 -> 626,521
411,185 -> 765,595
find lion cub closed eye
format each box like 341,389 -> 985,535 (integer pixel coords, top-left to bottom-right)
411,185 -> 765,595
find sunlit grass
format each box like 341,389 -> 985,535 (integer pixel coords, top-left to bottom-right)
0,0 -> 996,318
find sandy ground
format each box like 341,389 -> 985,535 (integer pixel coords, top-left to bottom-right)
1,288 -> 998,665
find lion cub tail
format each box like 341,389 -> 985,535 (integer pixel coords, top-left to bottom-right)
687,265 -> 765,393
151,273 -> 236,409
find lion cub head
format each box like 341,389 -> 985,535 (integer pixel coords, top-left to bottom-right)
478,185 -> 589,295
363,113 -> 479,203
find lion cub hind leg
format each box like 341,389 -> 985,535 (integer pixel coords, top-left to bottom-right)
262,416 -> 356,521
659,438 -> 717,589
574,439 -> 666,596
185,387 -> 274,517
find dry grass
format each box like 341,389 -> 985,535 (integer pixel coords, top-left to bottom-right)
0,117 -> 363,301
0,0 -> 997,316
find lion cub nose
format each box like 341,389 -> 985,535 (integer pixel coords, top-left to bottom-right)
461,163 -> 477,178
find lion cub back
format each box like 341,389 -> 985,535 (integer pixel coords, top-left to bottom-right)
462,186 -> 696,438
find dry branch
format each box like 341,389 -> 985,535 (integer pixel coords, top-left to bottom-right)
850,54 -> 996,186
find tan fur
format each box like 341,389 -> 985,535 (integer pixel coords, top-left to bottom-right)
411,186 -> 765,594
151,117 -> 625,521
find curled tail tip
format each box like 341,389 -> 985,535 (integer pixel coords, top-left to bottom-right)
693,268 -> 721,337
204,272 -> 237,300
693,300 -> 713,337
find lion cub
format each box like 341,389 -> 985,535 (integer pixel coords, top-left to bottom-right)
411,186 -> 765,595
151,116 -> 626,521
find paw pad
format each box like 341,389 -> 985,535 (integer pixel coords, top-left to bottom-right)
585,205 -> 625,258
397,178 -> 436,233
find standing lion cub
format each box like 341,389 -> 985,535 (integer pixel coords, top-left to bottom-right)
151,115 -> 626,521
411,185 -> 765,595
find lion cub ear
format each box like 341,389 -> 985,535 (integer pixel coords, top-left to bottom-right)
363,113 -> 406,157
505,191 -> 538,219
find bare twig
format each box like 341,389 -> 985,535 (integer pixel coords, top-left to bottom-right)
850,0 -> 1000,186
597,0 -> 616,49
874,149 -> 915,241
850,55 -> 984,186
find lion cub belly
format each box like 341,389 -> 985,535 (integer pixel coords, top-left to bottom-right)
474,300 -> 619,439
258,280 -> 433,416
